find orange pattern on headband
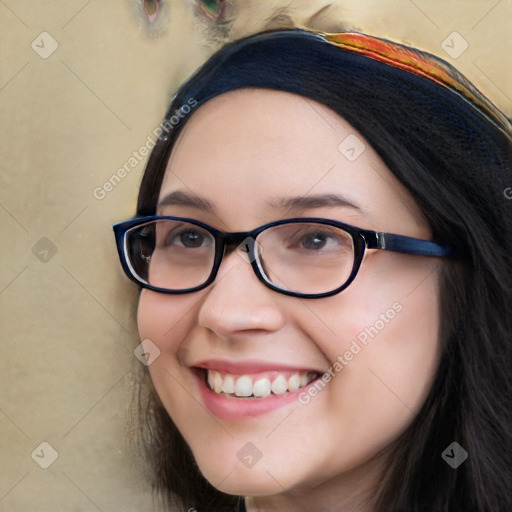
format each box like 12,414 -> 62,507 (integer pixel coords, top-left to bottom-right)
318,31 -> 511,135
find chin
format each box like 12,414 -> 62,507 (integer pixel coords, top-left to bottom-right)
196,456 -> 296,497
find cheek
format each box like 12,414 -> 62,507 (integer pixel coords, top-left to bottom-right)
300,254 -> 441,362
366,266 -> 441,413
137,289 -> 199,350
136,290 -> 199,405
291,257 -> 441,467
136,290 -> 207,431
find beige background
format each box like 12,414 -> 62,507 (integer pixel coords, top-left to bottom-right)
1,1 -> 510,510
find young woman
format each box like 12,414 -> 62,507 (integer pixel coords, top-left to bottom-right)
114,29 -> 511,511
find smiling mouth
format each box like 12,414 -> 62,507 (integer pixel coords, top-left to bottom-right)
200,368 -> 320,398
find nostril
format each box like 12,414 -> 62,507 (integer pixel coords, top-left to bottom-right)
142,0 -> 161,21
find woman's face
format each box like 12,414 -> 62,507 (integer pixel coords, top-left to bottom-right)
137,89 -> 441,505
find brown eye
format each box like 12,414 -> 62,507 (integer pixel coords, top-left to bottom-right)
142,0 -> 161,21
196,0 -> 226,19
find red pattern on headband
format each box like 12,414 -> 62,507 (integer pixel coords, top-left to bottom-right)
319,32 -> 511,134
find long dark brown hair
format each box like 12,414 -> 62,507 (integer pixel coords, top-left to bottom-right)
129,30 -> 512,511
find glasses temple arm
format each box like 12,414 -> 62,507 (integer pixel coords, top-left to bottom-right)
365,231 -> 454,257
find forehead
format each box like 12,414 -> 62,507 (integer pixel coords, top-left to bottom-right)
169,88 -> 349,169
159,89 -> 425,231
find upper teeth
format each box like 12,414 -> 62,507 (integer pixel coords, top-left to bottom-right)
206,369 -> 316,398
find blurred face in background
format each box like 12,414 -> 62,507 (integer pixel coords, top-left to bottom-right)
137,89 -> 441,510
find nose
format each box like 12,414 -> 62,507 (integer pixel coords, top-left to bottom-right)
197,248 -> 286,339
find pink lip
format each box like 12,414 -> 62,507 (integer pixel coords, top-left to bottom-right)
191,362 -> 321,421
194,358 -> 320,375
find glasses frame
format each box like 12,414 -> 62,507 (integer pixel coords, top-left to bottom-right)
113,215 -> 453,299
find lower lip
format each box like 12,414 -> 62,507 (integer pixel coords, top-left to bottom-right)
193,369 -> 319,421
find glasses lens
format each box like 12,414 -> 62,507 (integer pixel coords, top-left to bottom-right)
256,222 -> 355,295
124,219 -> 215,290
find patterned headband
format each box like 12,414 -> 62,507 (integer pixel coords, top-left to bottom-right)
318,31 -> 511,136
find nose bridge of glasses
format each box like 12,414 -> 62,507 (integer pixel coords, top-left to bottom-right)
221,231 -> 259,255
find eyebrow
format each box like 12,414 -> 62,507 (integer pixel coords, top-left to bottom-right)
270,193 -> 365,214
157,190 -> 216,213
157,190 -> 364,215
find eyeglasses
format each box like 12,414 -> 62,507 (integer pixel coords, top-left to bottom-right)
113,216 -> 453,299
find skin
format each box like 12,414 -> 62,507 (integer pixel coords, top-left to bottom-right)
137,89 -> 442,511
